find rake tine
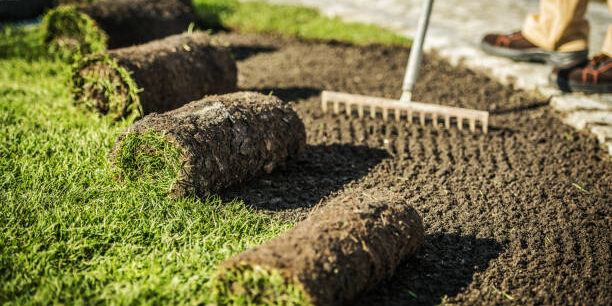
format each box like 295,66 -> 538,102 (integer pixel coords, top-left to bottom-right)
333,101 -> 340,114
432,113 -> 438,129
319,1 -> 490,134
320,91 -> 489,134
482,116 -> 488,134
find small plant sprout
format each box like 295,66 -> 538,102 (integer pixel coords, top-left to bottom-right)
572,183 -> 589,193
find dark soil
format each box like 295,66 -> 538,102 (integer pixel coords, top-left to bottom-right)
215,32 -> 611,305
114,92 -> 305,198
221,189 -> 424,305
73,32 -> 237,119
76,0 -> 194,48
0,0 -> 54,21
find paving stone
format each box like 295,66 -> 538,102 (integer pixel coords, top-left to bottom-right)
590,125 -> 612,144
563,111 -> 612,130
265,0 -> 609,58
551,95 -> 612,112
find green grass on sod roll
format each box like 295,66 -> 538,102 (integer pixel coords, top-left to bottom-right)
1,1 -> 411,303
42,5 -> 107,61
71,53 -> 142,120
112,131 -> 183,195
212,265 -> 310,305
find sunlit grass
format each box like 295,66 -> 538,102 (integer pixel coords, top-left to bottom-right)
193,0 -> 411,46
0,25 -> 289,304
1,1 -> 409,303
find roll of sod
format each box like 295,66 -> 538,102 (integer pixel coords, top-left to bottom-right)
213,190 -> 425,305
72,32 -> 237,120
42,5 -> 108,60
72,0 -> 194,49
111,91 -> 306,198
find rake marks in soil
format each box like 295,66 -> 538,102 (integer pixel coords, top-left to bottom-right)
218,32 -> 611,305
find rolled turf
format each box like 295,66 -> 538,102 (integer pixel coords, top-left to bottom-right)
111,91 -> 306,198
213,190 -> 425,305
71,32 -> 237,120
42,5 -> 108,60
44,0 -> 194,51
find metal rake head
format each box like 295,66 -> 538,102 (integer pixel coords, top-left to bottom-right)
321,90 -> 489,133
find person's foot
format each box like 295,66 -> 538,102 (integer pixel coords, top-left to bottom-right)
481,31 -> 588,66
549,54 -> 612,93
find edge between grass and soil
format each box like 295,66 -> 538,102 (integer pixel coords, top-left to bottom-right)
0,0 -> 411,304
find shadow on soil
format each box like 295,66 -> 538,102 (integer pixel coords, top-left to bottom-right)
228,45 -> 278,61
354,233 -> 503,306
246,86 -> 321,102
221,143 -> 389,214
490,100 -> 549,115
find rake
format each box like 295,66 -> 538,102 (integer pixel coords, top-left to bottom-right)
321,0 -> 489,133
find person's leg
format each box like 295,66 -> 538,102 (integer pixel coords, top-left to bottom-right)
522,0 -> 589,52
549,0 -> 612,93
601,0 -> 612,56
602,25 -> 612,57
481,0 -> 589,66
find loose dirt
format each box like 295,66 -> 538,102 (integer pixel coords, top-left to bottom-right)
215,32 -> 611,305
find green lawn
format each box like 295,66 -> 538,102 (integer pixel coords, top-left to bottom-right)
0,51 -> 290,304
193,0 -> 411,46
0,1 -> 409,304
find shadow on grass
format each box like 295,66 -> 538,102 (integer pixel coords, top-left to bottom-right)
221,143 -> 389,214
353,233 -> 503,305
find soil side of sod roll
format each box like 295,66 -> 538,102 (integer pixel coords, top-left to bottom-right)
214,190 -> 425,305
75,0 -> 195,49
111,91 -> 306,198
72,32 -> 237,120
